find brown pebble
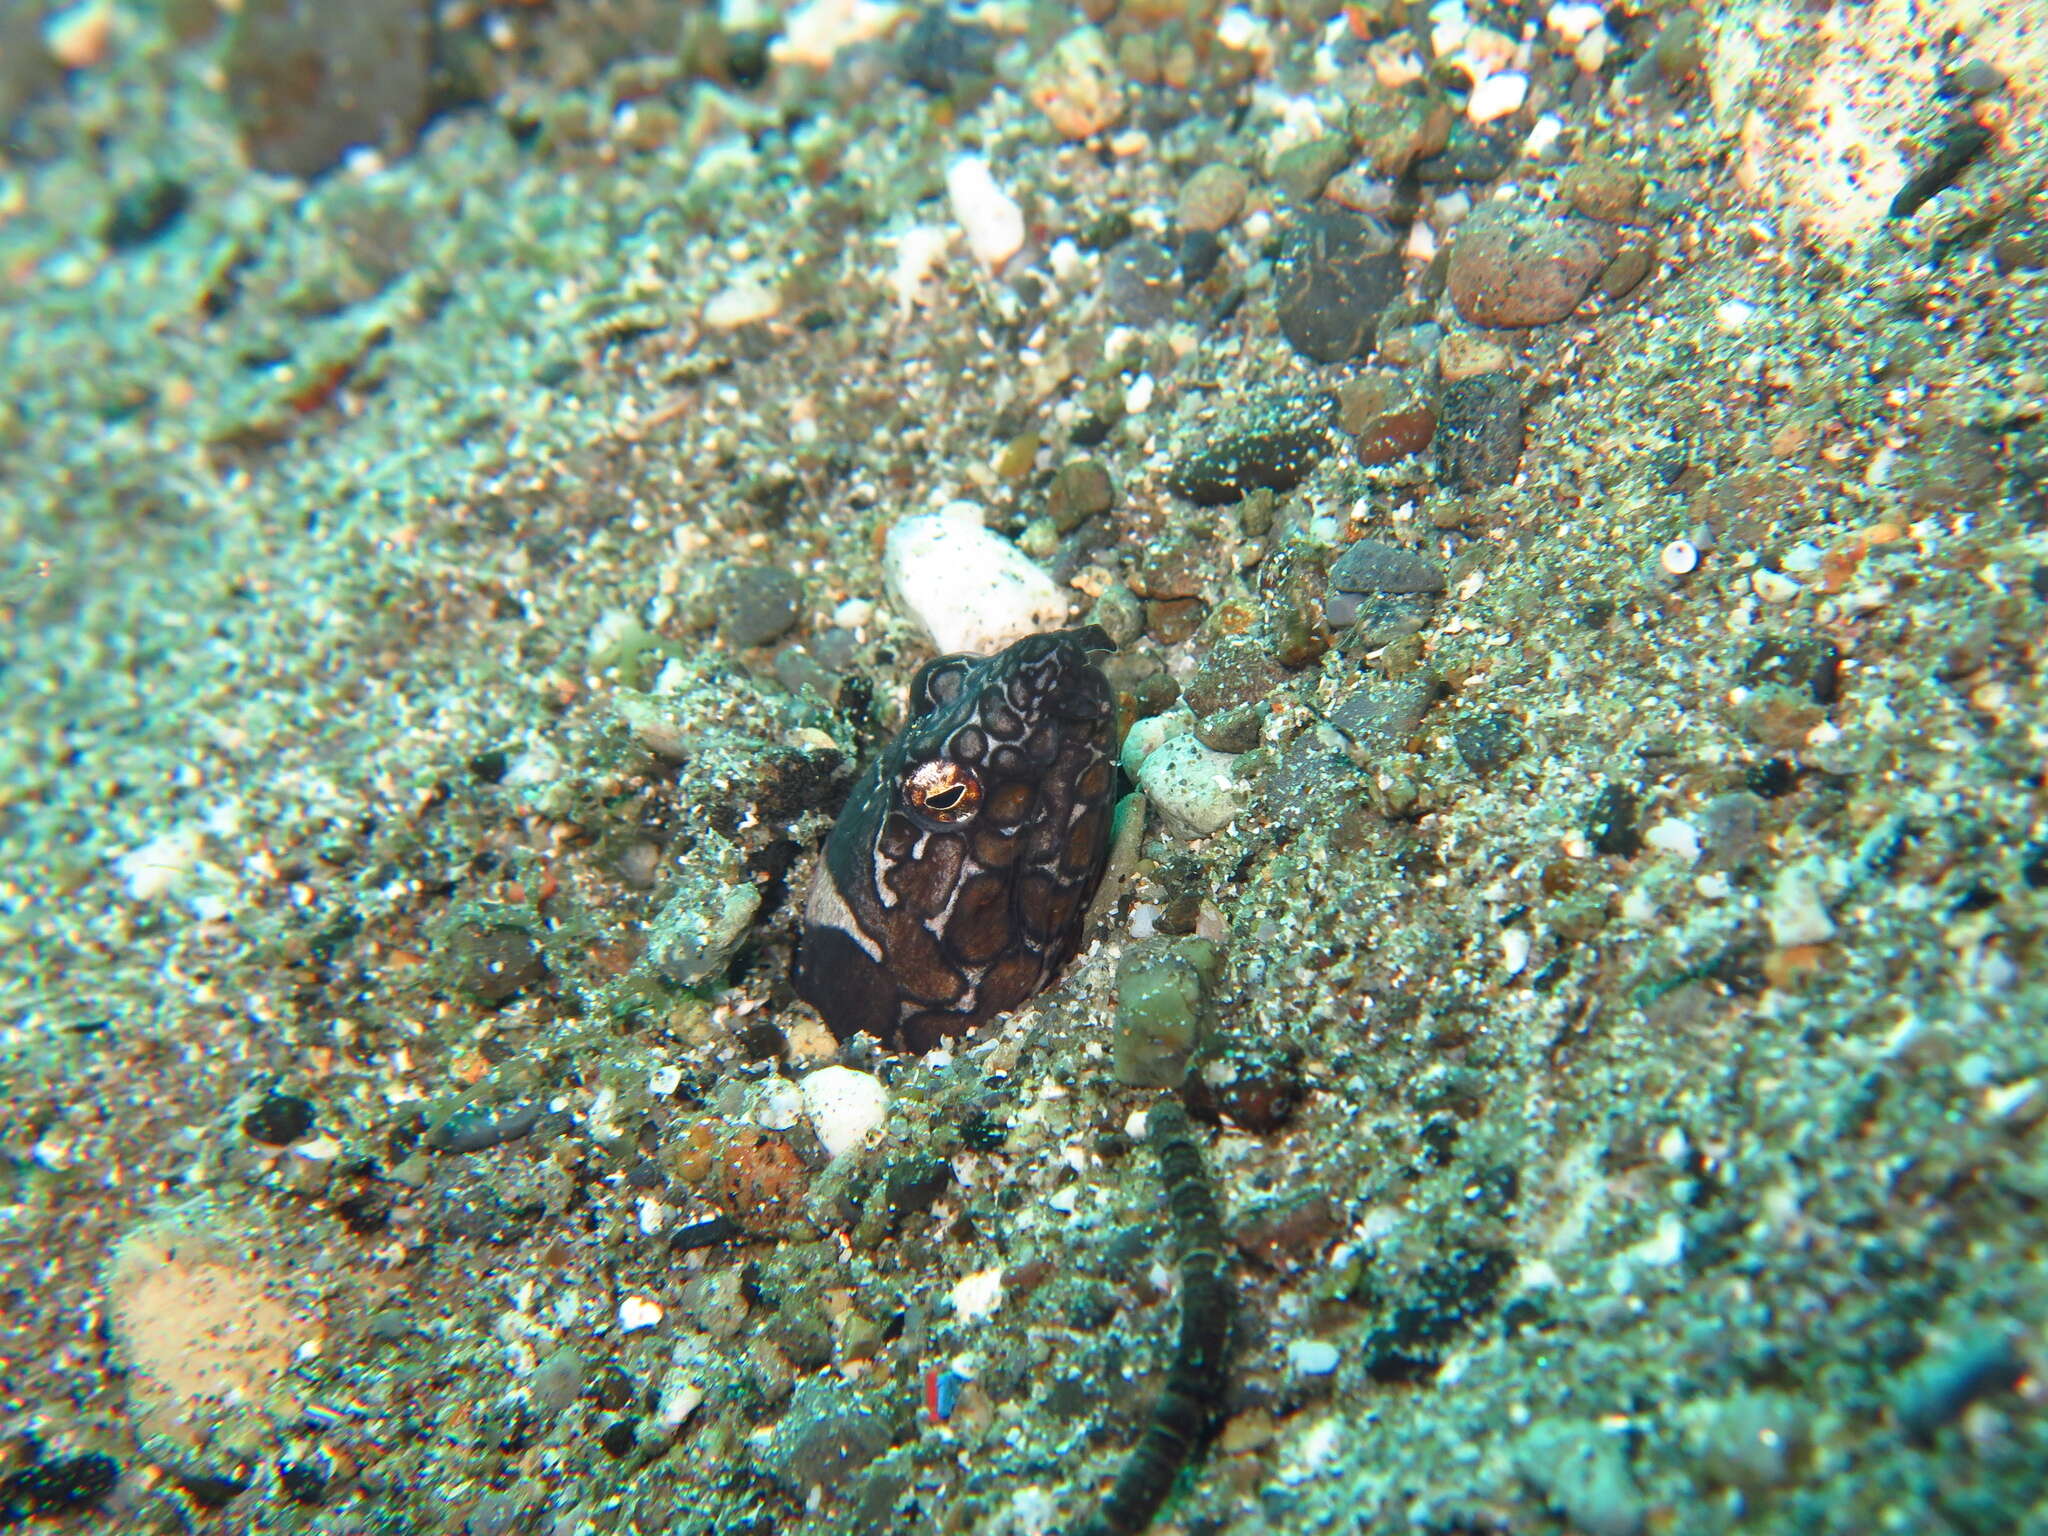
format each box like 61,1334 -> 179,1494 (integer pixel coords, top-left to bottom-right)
1178,163 -> 1250,233
1598,234 -> 1658,300
1146,597 -> 1208,645
1446,203 -> 1605,328
1561,158 -> 1646,222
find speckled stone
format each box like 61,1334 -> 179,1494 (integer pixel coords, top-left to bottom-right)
1446,203 -> 1606,328
1275,209 -> 1405,364
1270,135 -> 1355,203
1435,373 -> 1523,491
1328,538 -> 1447,596
1166,393 -> 1334,506
1453,710 -> 1528,774
1347,92 -> 1454,178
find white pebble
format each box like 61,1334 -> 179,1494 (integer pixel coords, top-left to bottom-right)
1136,733 -> 1245,838
946,156 -> 1026,271
1120,708 -> 1193,777
1660,538 -> 1699,575
798,1066 -> 888,1158
1501,927 -> 1532,975
702,279 -> 780,330
890,224 -> 951,311
114,826 -> 205,902
618,1296 -> 664,1332
1644,817 -> 1701,862
751,1076 -> 806,1132
1288,1338 -> 1342,1376
1751,568 -> 1803,604
883,503 -> 1068,655
1467,70 -> 1528,123
1546,1 -> 1605,43
1765,862 -> 1837,947
948,1266 -> 1005,1322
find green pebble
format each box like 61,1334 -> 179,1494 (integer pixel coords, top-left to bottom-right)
1113,937 -> 1225,1088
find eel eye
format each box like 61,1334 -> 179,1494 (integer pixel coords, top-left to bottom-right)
904,760 -> 982,822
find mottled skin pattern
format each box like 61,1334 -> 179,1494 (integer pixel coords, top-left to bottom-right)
795,626 -> 1117,1052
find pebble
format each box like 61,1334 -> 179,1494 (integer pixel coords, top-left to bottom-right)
224,0 -> 431,178
1112,936 -> 1224,1087
1166,393 -> 1333,506
1326,677 -> 1439,748
1678,1392 -> 1810,1492
1563,158 -> 1647,222
1895,1331 -> 2026,1441
1328,538 -> 1447,596
1660,538 -> 1700,575
242,1092 -> 316,1147
1179,227 -> 1223,285
1348,92 -> 1454,178
1270,135 -> 1354,203
1275,209 -> 1406,364
1435,372 -> 1523,490
774,1380 -> 891,1491
1466,71 -> 1528,123
715,563 -> 803,647
1121,708 -> 1193,777
1446,202 -> 1606,328
1452,711 -> 1527,774
946,156 -> 1025,271
1512,1419 -> 1646,1536
1287,1339 -> 1342,1376
1183,636 -> 1284,719
1102,237 -> 1178,327
1026,26 -> 1124,139
1764,860 -> 1836,947
646,879 -> 762,989
798,1066 -> 888,1159
1136,733 -> 1246,837
1177,163 -> 1250,233
882,503 -> 1068,654
703,279 -> 782,330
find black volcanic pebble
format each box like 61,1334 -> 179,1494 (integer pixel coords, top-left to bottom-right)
243,1091 -> 316,1145
1167,394 -> 1333,506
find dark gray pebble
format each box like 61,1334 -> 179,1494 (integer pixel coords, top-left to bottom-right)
1275,209 -> 1405,365
1327,677 -> 1439,750
1585,783 -> 1640,857
1179,227 -> 1223,286
243,1091 -> 317,1146
773,1380 -> 891,1491
1896,1331 -> 2025,1441
1329,538 -> 1447,596
1104,238 -> 1179,328
1453,711 -> 1528,774
428,1102 -> 543,1153
224,0 -> 431,179
716,564 -> 804,649
1167,393 -> 1333,506
1436,374 -> 1524,491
